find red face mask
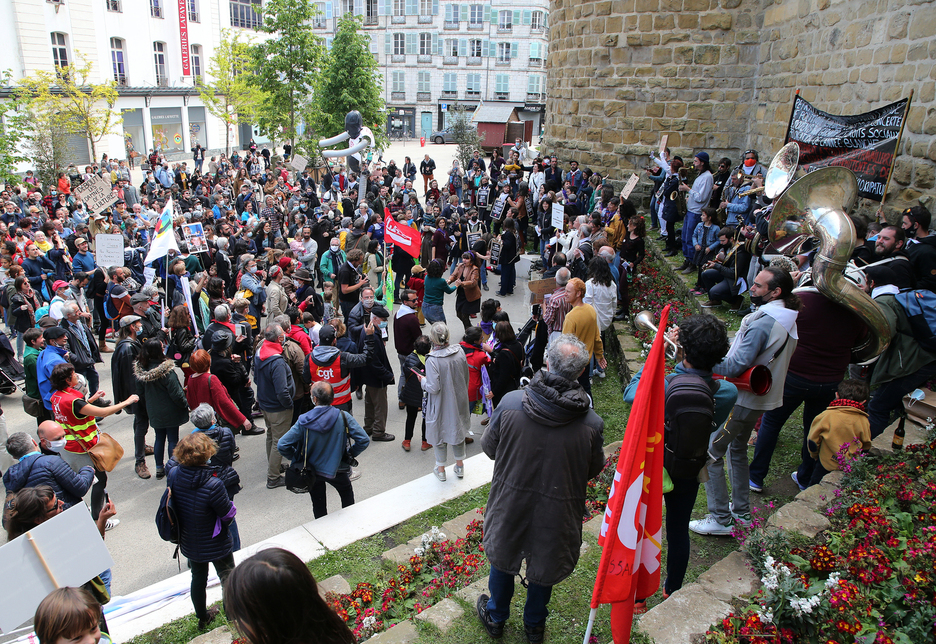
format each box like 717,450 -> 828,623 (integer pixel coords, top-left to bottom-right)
743,158 -> 756,167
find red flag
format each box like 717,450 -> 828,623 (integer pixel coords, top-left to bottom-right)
590,305 -> 668,642
384,210 -> 420,258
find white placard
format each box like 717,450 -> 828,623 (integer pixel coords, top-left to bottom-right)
290,154 -> 308,172
143,267 -> 156,288
75,175 -> 118,214
95,233 -> 125,267
0,504 -> 114,634
621,173 -> 640,200
658,134 -> 669,156
179,276 -> 200,337
551,202 -> 565,229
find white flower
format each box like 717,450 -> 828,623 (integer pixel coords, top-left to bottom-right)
437,532 -> 447,541
414,547 -> 425,557
825,572 -> 841,589
362,615 -> 376,628
756,608 -> 774,624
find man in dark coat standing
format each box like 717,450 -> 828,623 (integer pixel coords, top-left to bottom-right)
477,334 -> 605,643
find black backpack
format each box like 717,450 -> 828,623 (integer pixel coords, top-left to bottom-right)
155,469 -> 182,564
663,373 -> 718,479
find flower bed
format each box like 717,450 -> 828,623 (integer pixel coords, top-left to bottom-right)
705,439 -> 936,644
325,520 -> 486,641
629,260 -> 696,348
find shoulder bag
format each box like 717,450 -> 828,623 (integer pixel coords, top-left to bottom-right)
285,425 -> 317,495
73,421 -> 125,473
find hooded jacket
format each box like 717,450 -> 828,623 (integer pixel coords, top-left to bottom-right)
277,406 -> 370,480
420,344 -> 470,446
134,359 -> 190,429
3,453 -> 94,509
253,340 -> 295,412
37,345 -> 68,410
481,371 -> 605,586
303,342 -> 372,385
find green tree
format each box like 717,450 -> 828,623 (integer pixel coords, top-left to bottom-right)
18,55 -> 121,162
0,70 -> 30,185
199,29 -> 264,156
250,0 -> 324,151
15,88 -> 71,188
449,107 -> 483,173
307,14 -> 386,151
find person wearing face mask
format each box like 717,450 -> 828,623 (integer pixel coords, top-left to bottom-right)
320,239 -> 346,287
690,267 -> 801,537
347,286 -> 378,341
3,425 -> 94,508
902,205 -> 936,292
354,306 -> 396,442
737,149 -> 766,178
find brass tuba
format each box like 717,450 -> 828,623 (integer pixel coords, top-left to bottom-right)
768,166 -> 891,363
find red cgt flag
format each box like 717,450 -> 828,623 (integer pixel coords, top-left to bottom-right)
589,305 -> 668,643
384,210 -> 420,258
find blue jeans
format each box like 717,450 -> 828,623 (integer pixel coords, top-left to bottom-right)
154,426 -> 180,469
423,302 -> 445,324
868,361 -> 936,438
700,269 -> 733,303
749,372 -> 839,488
486,566 -> 553,628
499,262 -> 516,294
479,259 -> 487,287
663,476 -> 701,594
682,211 -> 700,260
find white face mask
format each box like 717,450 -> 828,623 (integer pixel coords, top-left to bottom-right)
47,438 -> 67,453
330,245 -> 340,253
362,298 -> 375,308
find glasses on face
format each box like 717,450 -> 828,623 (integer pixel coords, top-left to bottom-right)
45,495 -> 63,516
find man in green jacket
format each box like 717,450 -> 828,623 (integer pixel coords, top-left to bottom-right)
22,328 -> 50,424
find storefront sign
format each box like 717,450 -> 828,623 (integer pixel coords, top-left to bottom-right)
179,0 -> 190,75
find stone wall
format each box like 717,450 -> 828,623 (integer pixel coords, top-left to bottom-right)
544,0 -> 936,218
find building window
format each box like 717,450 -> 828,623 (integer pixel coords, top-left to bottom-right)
469,4 -> 482,24
419,0 -> 432,15
446,38 -> 457,57
230,0 -> 263,29
393,33 -> 405,55
527,75 -> 541,94
392,71 -> 405,93
498,10 -> 511,30
51,32 -> 69,71
442,72 -> 456,96
365,0 -> 377,22
150,0 -> 163,18
312,2 -> 326,27
531,10 -> 544,30
110,37 -> 127,85
392,0 -> 404,16
469,39 -> 481,58
188,0 -> 200,22
417,71 -> 430,93
497,42 -> 511,63
153,41 -> 167,86
495,74 -> 509,96
419,33 -> 432,55
106,0 -> 122,12
191,44 -> 202,80
466,73 -> 480,96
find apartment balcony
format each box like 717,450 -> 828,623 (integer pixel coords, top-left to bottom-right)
443,56 -> 458,65
418,14 -> 433,23
391,91 -> 406,102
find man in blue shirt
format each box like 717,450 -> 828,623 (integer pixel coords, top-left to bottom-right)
36,327 -> 69,412
71,237 -> 97,273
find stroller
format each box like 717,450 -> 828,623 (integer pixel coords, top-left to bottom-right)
0,333 -> 24,395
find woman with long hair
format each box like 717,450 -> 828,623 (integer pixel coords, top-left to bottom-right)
134,338 -> 189,479
487,320 -> 524,408
584,256 -> 617,377
447,251 -> 481,330
253,221 -> 274,252
418,323 -> 470,482
615,215 -> 647,321
224,548 -> 355,644
9,275 -> 40,360
166,304 -> 198,382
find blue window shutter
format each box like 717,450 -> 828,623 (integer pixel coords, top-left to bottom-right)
486,39 -> 492,56
481,40 -> 488,57
432,0 -> 439,14
530,42 -> 538,59
385,34 -> 393,54
406,0 -> 417,15
513,10 -> 520,26
444,4 -> 452,21
460,4 -> 468,21
511,42 -> 518,58
522,9 -> 531,25
378,0 -> 387,14
354,0 -> 363,15
406,33 -> 417,53
326,37 -> 333,50
483,5 -> 490,22
432,33 -> 439,53
458,38 -> 467,56
325,1 -> 333,18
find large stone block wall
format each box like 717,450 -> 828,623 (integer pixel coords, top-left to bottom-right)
544,0 -> 936,217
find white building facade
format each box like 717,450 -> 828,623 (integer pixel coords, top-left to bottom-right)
0,0 -> 547,167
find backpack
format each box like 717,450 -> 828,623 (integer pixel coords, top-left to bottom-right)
894,289 -> 936,353
103,283 -> 119,320
155,469 -> 182,563
663,373 -> 718,480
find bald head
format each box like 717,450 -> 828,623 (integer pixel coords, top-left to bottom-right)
37,421 -> 65,442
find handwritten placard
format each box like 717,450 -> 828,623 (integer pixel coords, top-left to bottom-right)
621,173 -> 640,200
95,233 -> 125,267
551,202 -> 565,229
290,153 -> 308,172
75,175 -> 117,214
658,134 -> 669,156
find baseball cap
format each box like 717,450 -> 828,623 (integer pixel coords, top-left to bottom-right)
52,280 -> 69,292
75,237 -> 88,245
318,324 -> 336,344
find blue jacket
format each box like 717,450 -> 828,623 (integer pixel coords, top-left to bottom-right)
253,341 -> 295,412
3,452 -> 94,508
692,223 -> 721,252
21,255 -> 56,293
72,251 -> 97,273
37,345 -> 68,410
167,425 -> 240,498
278,406 -> 369,480
163,464 -> 235,563
624,362 -> 738,429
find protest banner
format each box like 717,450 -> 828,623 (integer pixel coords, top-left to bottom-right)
290,153 -> 308,173
0,504 -> 114,633
785,93 -> 912,201
95,233 -> 125,267
527,277 -> 557,305
75,175 -> 118,214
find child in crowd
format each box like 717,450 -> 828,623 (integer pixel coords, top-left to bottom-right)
689,207 -> 721,279
400,335 -> 431,452
479,298 -> 500,342
302,311 -> 322,347
799,379 -> 872,489
321,281 -> 335,323
460,326 -> 492,416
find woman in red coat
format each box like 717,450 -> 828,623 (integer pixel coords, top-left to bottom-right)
186,350 -> 261,435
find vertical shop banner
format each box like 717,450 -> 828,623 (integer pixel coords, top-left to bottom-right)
785,95 -> 910,202
179,0 -> 191,75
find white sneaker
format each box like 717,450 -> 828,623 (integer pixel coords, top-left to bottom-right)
453,464 -> 464,479
349,468 -> 362,481
688,515 -> 733,536
105,518 -> 120,532
596,368 -> 606,379
791,471 -> 806,492
433,466 -> 447,482
728,503 -> 752,527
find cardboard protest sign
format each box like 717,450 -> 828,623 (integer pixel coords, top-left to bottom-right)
75,175 -> 118,214
621,173 -> 640,200
290,154 -> 308,173
528,277 -> 557,305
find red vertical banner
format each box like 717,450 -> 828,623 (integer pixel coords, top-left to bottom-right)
179,0 -> 191,76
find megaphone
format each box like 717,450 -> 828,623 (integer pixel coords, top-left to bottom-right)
712,365 -> 772,396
